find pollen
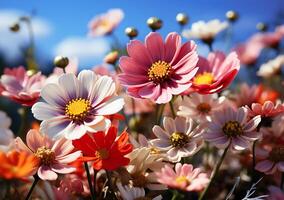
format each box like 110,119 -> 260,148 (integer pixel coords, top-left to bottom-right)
170,132 -> 189,148
148,60 -> 171,83
65,98 -> 91,121
269,147 -> 284,162
222,120 -> 243,137
197,103 -> 211,113
193,72 -> 215,85
175,176 -> 190,186
96,149 -> 109,159
35,146 -> 55,165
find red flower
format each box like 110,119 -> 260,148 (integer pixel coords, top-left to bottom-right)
72,127 -> 133,170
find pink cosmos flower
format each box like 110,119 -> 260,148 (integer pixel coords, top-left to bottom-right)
150,117 -> 203,162
119,32 -> 199,104
0,66 -> 45,106
14,129 -> 81,180
191,51 -> 240,94
230,83 -> 260,107
31,70 -> 124,140
177,93 -> 226,122
156,163 -> 209,192
267,185 -> 284,200
276,25 -> 284,37
255,146 -> 284,175
203,107 -> 261,150
0,111 -> 14,152
251,32 -> 282,49
88,9 -> 124,37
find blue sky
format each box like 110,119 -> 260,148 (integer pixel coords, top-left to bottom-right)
0,0 -> 283,69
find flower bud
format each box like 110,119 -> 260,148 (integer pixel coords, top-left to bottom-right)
147,17 -> 163,31
53,56 -> 69,69
176,13 -> 189,26
257,22 -> 268,32
104,51 -> 119,65
226,10 -> 239,22
9,23 -> 20,32
125,27 -> 138,39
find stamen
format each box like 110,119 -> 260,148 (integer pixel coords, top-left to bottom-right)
148,60 -> 171,83
65,98 -> 91,121
222,121 -> 243,137
170,132 -> 189,148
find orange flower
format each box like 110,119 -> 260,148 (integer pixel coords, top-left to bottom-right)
0,150 -> 39,180
255,84 -> 279,104
73,126 -> 133,170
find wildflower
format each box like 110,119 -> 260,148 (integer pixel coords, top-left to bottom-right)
119,32 -> 199,104
257,55 -> 284,78
192,51 -> 240,94
32,70 -> 124,139
156,163 -> 209,192
0,66 -> 45,106
14,129 -> 81,180
204,107 -> 261,150
151,117 -> 203,162
72,126 -> 133,170
0,110 -> 14,152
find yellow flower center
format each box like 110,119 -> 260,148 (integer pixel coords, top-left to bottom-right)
150,147 -> 160,155
170,132 -> 189,148
193,72 -> 215,85
35,146 -> 55,165
148,60 -> 171,83
175,176 -> 190,186
269,147 -> 284,162
96,149 -> 109,159
197,103 -> 211,113
222,121 -> 243,137
65,98 -> 91,121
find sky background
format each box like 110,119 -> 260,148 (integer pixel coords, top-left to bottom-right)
0,0 -> 283,71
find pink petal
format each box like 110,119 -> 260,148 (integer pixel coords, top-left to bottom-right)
38,165 -> 58,180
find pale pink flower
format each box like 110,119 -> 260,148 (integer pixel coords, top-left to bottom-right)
31,70 -> 124,140
257,55 -> 284,78
177,93 -> 226,122
251,32 -> 282,49
88,9 -> 124,37
255,146 -> 284,175
276,25 -> 284,37
267,185 -> 284,200
246,101 -> 284,118
156,163 -> 209,192
191,51 -> 240,94
151,117 -> 203,162
119,32 -> 199,104
14,129 -> 81,180
204,107 -> 261,150
0,66 -> 45,106
0,111 -> 14,152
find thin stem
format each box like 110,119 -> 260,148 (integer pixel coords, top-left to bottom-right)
208,42 -> 213,52
252,141 -> 257,181
169,100 -> 176,118
198,145 -> 230,200
63,67 -> 66,74
131,98 -> 136,120
25,175 -> 39,200
18,107 -> 29,139
281,172 -> 284,190
84,162 -> 95,200
106,171 -> 117,199
156,104 -> 166,125
93,169 -> 97,194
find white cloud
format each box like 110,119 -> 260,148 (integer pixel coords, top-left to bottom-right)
0,9 -> 52,62
54,37 -> 110,67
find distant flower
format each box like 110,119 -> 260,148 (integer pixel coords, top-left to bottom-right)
267,185 -> 284,200
32,70 -> 124,140
72,126 -> 133,171
177,93 -> 226,122
255,146 -> 284,174
182,19 -> 228,42
151,117 -> 203,162
88,9 -> 124,37
204,107 -> 261,150
251,32 -> 282,49
255,85 -> 280,105
0,111 -> 14,152
14,129 -> 81,180
156,163 -> 209,192
117,182 -> 162,200
119,32 -> 199,104
257,55 -> 284,78
123,95 -> 155,115
0,66 -> 45,106
191,51 -> 240,94
0,150 -> 39,180
276,25 -> 284,37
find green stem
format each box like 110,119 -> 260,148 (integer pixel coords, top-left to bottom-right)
156,104 -> 166,125
131,98 -> 136,120
198,145 -> 230,200
252,141 -> 257,181
84,162 -> 95,200
106,171 -> 117,199
18,107 -> 29,139
25,175 -> 39,200
169,100 -> 176,118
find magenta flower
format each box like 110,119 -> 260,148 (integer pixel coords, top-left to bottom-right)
156,163 -> 209,192
119,32 -> 199,104
191,51 -> 240,94
0,66 -> 45,106
204,107 -> 261,150
267,185 -> 284,200
14,129 -> 81,180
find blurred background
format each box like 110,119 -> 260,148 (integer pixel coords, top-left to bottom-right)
0,0 -> 284,73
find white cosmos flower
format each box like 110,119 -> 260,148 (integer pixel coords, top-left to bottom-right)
257,55 -> 284,78
182,19 -> 228,41
0,110 -> 14,152
32,70 -> 124,140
